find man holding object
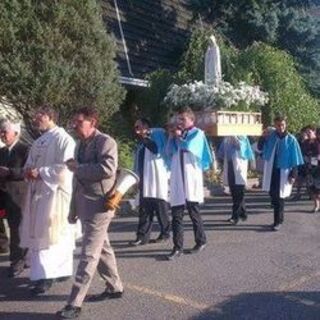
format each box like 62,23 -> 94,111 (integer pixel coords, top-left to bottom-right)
57,107 -> 123,320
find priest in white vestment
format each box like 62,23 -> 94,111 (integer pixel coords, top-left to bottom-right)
166,107 -> 213,260
20,105 -> 76,294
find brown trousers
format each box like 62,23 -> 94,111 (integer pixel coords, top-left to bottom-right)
68,211 -> 123,307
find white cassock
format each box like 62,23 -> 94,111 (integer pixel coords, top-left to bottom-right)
262,142 -> 292,198
142,148 -> 169,201
20,126 -> 76,281
222,151 -> 249,187
170,150 -> 204,207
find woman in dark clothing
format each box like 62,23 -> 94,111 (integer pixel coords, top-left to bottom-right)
309,128 -> 320,213
292,127 -> 309,200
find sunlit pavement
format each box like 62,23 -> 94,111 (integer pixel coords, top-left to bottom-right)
1,188 -> 320,320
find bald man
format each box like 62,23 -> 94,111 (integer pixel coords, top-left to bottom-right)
0,119 -> 29,277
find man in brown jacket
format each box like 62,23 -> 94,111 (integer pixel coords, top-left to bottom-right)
57,107 -> 123,319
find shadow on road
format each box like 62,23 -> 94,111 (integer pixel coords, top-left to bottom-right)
0,312 -> 55,319
192,291 -> 320,320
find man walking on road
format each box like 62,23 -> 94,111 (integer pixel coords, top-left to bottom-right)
57,107 -> 123,319
166,107 -> 213,260
0,119 -> 29,277
258,115 -> 304,231
218,135 -> 254,225
130,118 -> 170,246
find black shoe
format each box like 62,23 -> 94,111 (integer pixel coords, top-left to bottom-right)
166,249 -> 183,261
240,215 -> 247,221
228,218 -> 238,225
56,305 -> 81,319
86,290 -> 123,302
189,243 -> 207,254
129,239 -> 148,246
55,276 -> 71,283
30,279 -> 54,295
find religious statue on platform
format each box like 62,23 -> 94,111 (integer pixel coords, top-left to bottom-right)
205,34 -> 222,86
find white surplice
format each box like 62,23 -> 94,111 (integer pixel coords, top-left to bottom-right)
170,150 -> 204,207
262,142 -> 292,199
20,126 -> 76,280
222,151 -> 249,187
142,148 -> 169,201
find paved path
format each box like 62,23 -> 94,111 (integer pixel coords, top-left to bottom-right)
1,189 -> 320,320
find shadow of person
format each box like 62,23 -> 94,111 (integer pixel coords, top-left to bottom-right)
0,312 -> 55,320
191,291 -> 320,320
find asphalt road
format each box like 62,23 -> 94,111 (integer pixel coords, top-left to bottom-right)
1,188 -> 320,320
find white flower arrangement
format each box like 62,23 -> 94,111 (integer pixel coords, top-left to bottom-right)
164,80 -> 269,111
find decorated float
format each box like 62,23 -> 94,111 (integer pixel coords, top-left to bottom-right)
164,35 -> 268,136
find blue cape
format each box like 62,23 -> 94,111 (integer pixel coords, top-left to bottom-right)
150,128 -> 167,160
218,136 -> 255,161
167,127 -> 213,171
133,128 -> 169,172
262,131 -> 304,169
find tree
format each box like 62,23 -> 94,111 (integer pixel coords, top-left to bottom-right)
188,0 -> 320,96
0,0 -> 125,129
175,27 -> 238,84
233,43 -> 320,132
168,27 -> 319,132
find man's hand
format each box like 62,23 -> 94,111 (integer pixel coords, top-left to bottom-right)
0,166 -> 10,178
66,159 -> 78,172
68,212 -> 78,224
25,168 -> 40,180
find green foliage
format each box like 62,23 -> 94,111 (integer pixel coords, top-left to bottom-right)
134,69 -> 174,126
167,27 -> 319,132
117,139 -> 134,170
0,0 -> 125,127
102,109 -> 133,141
237,43 -> 320,131
189,0 -> 320,96
176,27 -> 238,84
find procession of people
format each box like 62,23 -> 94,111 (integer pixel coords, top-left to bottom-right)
0,104 -> 315,319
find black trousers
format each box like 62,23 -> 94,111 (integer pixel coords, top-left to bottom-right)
228,161 -> 246,220
230,185 -> 246,220
269,168 -> 285,225
171,201 -> 206,250
136,198 -> 170,242
5,196 -> 27,265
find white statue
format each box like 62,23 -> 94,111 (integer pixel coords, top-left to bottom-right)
205,35 -> 222,86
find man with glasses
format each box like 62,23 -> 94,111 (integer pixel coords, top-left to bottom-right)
20,105 -> 76,294
57,107 -> 123,320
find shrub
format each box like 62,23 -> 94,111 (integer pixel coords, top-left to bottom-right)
0,0 -> 125,129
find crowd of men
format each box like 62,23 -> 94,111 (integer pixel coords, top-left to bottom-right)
0,104 -> 311,319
